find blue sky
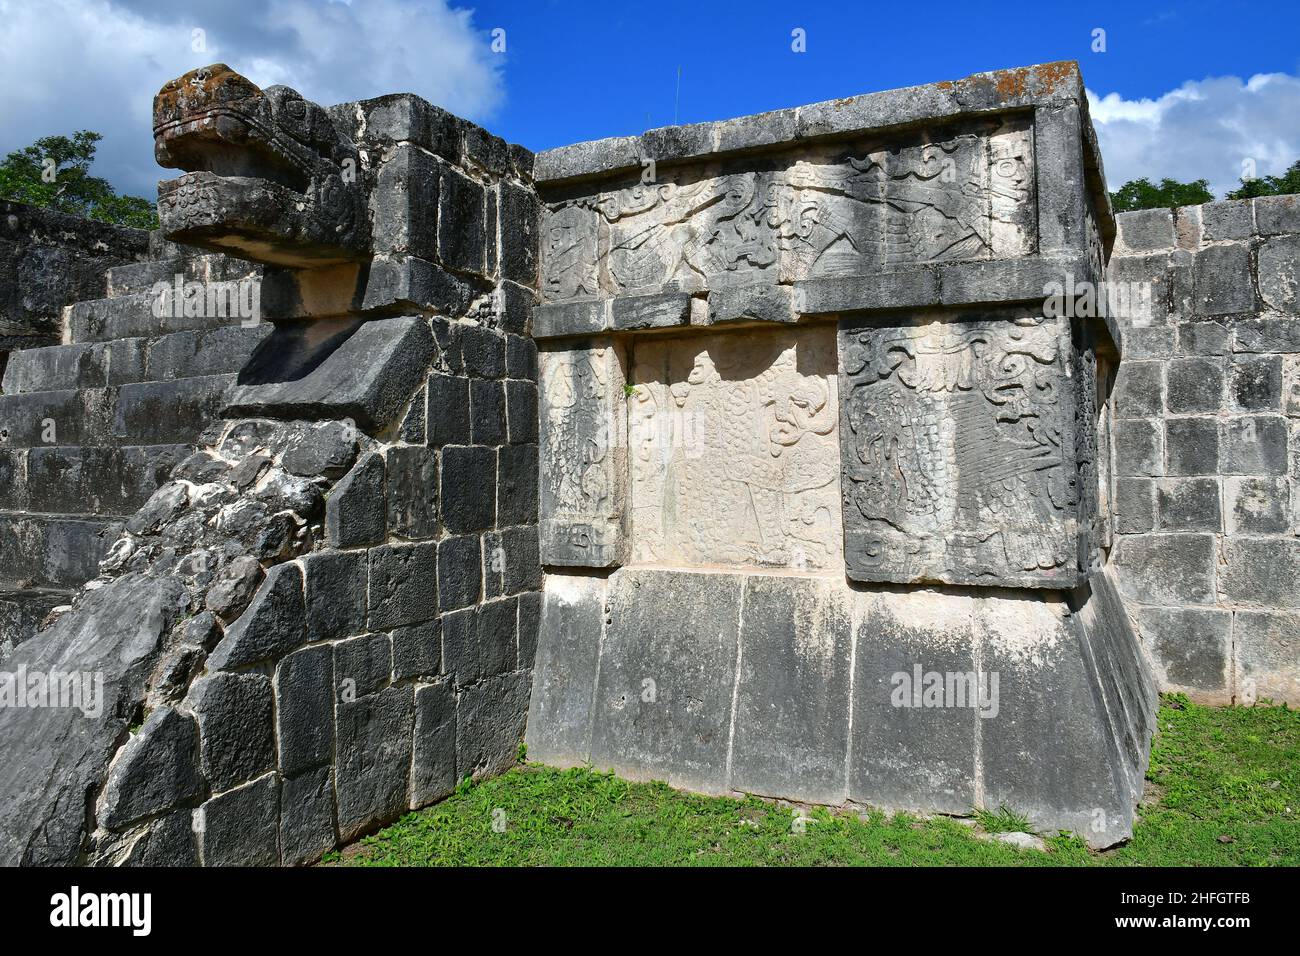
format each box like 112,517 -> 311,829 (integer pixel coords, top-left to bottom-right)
2,0 -> 1298,198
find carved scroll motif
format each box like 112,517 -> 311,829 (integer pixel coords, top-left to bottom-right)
837,314 -> 1080,587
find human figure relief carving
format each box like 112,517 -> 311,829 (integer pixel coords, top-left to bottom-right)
629,328 -> 842,570
539,344 -> 626,566
540,119 -> 1035,302
837,313 -> 1079,586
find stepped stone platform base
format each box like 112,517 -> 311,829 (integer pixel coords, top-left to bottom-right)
527,566 -> 1156,847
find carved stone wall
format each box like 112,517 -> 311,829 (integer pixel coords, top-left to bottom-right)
629,327 -> 841,570
838,311 -> 1082,587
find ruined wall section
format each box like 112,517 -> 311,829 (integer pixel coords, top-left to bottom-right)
1109,196 -> 1300,706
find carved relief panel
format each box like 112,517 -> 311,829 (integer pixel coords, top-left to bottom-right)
837,312 -> 1083,587
540,118 -> 1035,303
538,341 -> 628,567
628,327 -> 842,571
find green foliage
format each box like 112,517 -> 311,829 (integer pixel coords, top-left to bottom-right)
1225,159 -> 1300,200
1110,176 -> 1214,213
0,130 -> 158,229
973,804 -> 1034,835
333,697 -> 1300,867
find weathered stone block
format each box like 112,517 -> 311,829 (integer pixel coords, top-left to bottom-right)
708,282 -> 795,325
427,373 -> 471,447
1113,533 -> 1216,606
335,685 -> 414,842
849,591 -> 978,814
326,451 -> 387,548
469,378 -> 506,446
458,324 -> 506,379
1235,611 -> 1300,704
385,445 -> 437,539
498,179 -> 540,286
457,671 -> 529,779
1165,357 -> 1223,413
1165,417 -> 1219,476
1115,477 -> 1154,533
373,146 -> 440,259
506,333 -> 538,380
497,442 -> 539,527
524,574 -> 605,766
303,549 -> 368,640
730,576 -> 852,805
1230,354 -> 1283,412
392,617 -> 441,681
1193,245 -> 1255,315
1156,477 -> 1221,532
436,533 -> 481,612
1200,199 -> 1254,241
610,291 -> 690,331
367,541 -> 437,630
1137,607 -> 1231,697
505,379 -> 538,445
484,525 -> 542,598
1220,537 -> 1300,608
1224,476 -> 1290,534
1112,361 -> 1163,418
590,570 -> 741,794
440,444 -> 496,533
1178,319 -> 1230,356
1116,418 -> 1163,477
1233,317 -> 1300,354
1221,415 -> 1288,475
539,341 -> 627,567
197,773 -> 280,867
1259,236 -> 1300,313
1254,195 -> 1300,236
275,643 -> 334,776
412,680 -> 457,806
532,300 -> 607,338
208,562 -> 305,670
98,707 -> 202,831
1116,207 -> 1175,251
280,766 -> 336,867
333,633 -> 393,699
190,672 -> 276,793
437,165 -> 486,276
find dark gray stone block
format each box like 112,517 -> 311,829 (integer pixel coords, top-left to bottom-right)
1225,477 -> 1290,534
1165,357 -> 1223,413
279,420 -> 358,478
1229,355 -> 1283,412
517,590 -> 541,671
412,680 -> 457,806
367,541 -> 437,630
427,373 -> 471,447
326,452 -> 387,548
496,443 -> 538,527
303,549 -> 367,641
1193,245 -> 1255,315
335,685 -> 414,842
280,766 -> 336,866
505,333 -> 538,380
1232,317 -> 1300,354
198,773 -> 280,867
225,317 -> 434,431
498,180 -> 539,286
505,379 -> 538,445
484,525 -> 542,598
1221,415 -> 1288,475
1137,607 -> 1230,693
1112,361 -> 1163,418
457,324 -> 506,378
392,617 -> 441,681
708,283 -> 795,325
385,445 -> 437,540
440,445 -> 496,533
611,291 -> 690,331
1115,419 -> 1162,476
207,562 -> 305,670
1156,478 -> 1221,531
190,672 -> 275,793
532,300 -> 607,338
117,810 -> 197,867
590,570 -> 741,794
437,166 -> 486,276
1254,194 -> 1300,235
457,671 -> 529,779
730,577 -> 851,805
1200,199 -> 1254,240
333,633 -> 393,699
498,281 -> 536,335
98,706 -> 203,831
1165,418 -> 1219,476
275,643 -> 334,776
1115,477 -> 1154,533
469,378 -> 507,445
1114,533 -> 1217,606
1220,538 -> 1300,608
1116,208 -> 1175,250
440,606 -> 480,686
437,534 -> 481,612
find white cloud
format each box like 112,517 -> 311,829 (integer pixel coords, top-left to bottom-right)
1088,73 -> 1300,198
0,0 -> 504,197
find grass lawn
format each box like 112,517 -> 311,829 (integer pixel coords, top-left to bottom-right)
331,695 -> 1299,866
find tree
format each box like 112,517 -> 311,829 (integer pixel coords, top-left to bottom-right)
0,130 -> 157,229
1225,159 -> 1300,200
1109,177 -> 1215,213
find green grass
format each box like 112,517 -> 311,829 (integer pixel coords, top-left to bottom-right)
332,696 -> 1300,867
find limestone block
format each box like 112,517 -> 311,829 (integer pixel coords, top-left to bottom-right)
627,326 -> 841,571
275,643 -> 334,776
335,685 -> 413,842
197,773 -> 281,867
538,340 -> 627,567
838,312 -> 1082,587
280,766 -> 336,867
